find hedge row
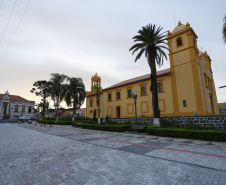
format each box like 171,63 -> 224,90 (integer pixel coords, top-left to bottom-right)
77,123 -> 132,132
37,119 -> 72,125
37,119 -> 226,141
37,119 -> 97,125
146,126 -> 226,142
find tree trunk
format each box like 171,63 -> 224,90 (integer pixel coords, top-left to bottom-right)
56,100 -> 59,121
97,92 -> 100,124
42,90 -> 46,119
73,97 -> 76,122
149,55 -> 160,118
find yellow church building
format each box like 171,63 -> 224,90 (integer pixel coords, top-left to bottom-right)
86,22 -> 219,119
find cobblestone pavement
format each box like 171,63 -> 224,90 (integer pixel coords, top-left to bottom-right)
0,123 -> 226,185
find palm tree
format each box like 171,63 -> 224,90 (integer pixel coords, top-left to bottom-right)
129,24 -> 168,119
223,14 -> 226,44
64,77 -> 86,121
92,83 -> 102,124
49,73 -> 67,121
30,80 -> 52,118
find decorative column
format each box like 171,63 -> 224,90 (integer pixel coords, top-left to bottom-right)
10,104 -> 14,116
19,105 -> 22,117
31,107 -> 34,115
25,106 -> 28,116
6,104 -> 9,114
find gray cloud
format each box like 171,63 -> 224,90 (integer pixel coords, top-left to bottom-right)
0,0 -> 226,107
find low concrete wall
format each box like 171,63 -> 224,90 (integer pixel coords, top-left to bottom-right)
108,115 -> 226,130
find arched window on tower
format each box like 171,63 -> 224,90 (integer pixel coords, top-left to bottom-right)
177,37 -> 182,47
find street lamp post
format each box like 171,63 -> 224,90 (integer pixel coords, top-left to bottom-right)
132,90 -> 138,125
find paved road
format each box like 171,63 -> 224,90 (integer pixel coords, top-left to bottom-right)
0,123 -> 226,185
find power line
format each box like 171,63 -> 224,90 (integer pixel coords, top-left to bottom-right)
0,0 -> 18,46
219,85 -> 226,89
0,0 -> 32,63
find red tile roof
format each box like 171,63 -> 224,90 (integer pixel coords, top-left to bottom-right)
104,68 -> 170,91
0,94 -> 34,102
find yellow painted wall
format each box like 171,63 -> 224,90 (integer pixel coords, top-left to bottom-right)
86,22 -> 219,118
86,74 -> 175,119
167,22 -> 218,116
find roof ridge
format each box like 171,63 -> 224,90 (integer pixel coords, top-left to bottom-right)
104,68 -> 170,90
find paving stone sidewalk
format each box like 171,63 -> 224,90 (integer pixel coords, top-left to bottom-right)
0,123 -> 226,185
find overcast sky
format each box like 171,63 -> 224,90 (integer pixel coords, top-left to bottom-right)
0,0 -> 226,108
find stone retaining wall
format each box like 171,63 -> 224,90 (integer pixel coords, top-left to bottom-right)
108,115 -> 226,130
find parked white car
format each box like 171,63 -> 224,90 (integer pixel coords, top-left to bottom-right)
19,116 -> 36,122
19,116 -> 29,122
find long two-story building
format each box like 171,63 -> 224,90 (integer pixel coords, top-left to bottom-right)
0,91 -> 35,120
86,22 -> 219,118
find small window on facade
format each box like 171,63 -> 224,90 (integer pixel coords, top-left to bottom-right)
209,79 -> 212,91
128,89 -> 132,98
141,86 -> 146,95
108,94 -> 112,101
15,106 -> 18,112
193,37 -> 196,46
90,110 -> 93,114
90,100 -> 93,107
22,106 -> 25,112
28,107 -> 31,113
177,37 -> 182,46
183,100 -> 187,107
116,92 -> 120,100
204,73 -> 208,88
157,83 -> 162,92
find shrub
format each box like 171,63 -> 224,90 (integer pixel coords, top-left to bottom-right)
160,118 -> 180,128
59,115 -> 72,121
203,124 -> 218,130
37,119 -> 73,125
130,125 -> 148,133
93,111 -> 97,121
146,127 -> 226,142
183,122 -> 202,130
57,121 -> 73,125
103,120 -> 119,125
81,124 -> 132,132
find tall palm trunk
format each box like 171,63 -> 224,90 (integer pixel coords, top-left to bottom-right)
73,97 -> 76,122
97,102 -> 100,124
149,55 -> 160,118
42,91 -> 46,119
96,92 -> 100,124
56,100 -> 59,121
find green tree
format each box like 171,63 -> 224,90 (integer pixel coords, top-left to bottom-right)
30,80 -> 52,118
49,73 -> 67,121
64,77 -> 86,121
92,83 -> 102,124
223,14 -> 226,44
37,101 -> 50,116
129,24 -> 168,119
